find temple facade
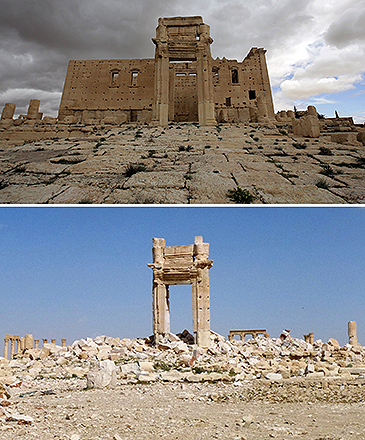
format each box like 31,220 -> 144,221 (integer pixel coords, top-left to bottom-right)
58,16 -> 275,126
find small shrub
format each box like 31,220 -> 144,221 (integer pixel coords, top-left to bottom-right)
186,145 -> 193,152
123,163 -> 146,177
253,137 -> 260,142
319,146 -> 333,155
320,164 -> 335,177
292,142 -> 307,149
148,149 -> 156,157
316,179 -> 329,189
178,146 -> 185,152
279,129 -> 288,136
154,361 -> 171,371
192,366 -> 206,374
227,187 -> 256,204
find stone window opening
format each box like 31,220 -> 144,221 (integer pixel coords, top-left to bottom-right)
249,90 -> 256,100
110,70 -> 120,87
212,67 -> 219,84
226,97 -> 231,107
231,69 -> 239,84
131,71 -> 139,86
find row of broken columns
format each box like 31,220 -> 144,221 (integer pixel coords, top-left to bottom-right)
3,334 -> 67,360
0,99 -> 42,122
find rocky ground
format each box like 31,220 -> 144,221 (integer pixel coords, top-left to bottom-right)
0,123 -> 364,204
1,332 -> 365,439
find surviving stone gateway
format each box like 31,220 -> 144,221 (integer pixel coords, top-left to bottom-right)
58,16 -> 275,126
148,236 -> 213,348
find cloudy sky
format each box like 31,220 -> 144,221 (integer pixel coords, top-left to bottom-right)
1,0 -> 364,122
1,207 -> 364,346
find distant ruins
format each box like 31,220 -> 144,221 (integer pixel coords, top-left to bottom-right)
3,335 -> 67,361
148,236 -> 213,348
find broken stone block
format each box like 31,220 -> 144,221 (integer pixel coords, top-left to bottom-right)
42,116 -> 57,125
331,132 -> 361,146
139,361 -> 154,372
5,412 -> 34,424
120,362 -> 140,376
138,372 -> 157,382
357,130 -> 365,146
86,359 -> 117,389
328,338 -> 340,349
264,372 -> 283,381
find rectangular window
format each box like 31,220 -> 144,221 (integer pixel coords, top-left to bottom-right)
131,71 -> 139,86
226,97 -> 231,106
231,70 -> 239,84
249,90 -> 256,100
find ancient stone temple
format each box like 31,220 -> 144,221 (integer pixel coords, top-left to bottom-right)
58,16 -> 275,126
148,236 -> 213,348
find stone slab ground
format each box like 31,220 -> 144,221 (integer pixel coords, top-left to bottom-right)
0,123 -> 364,204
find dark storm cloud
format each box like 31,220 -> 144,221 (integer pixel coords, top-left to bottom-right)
324,7 -> 365,49
0,0 -> 364,118
0,0 -> 172,115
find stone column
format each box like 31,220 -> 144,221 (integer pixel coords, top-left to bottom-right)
51,339 -> 56,344
34,339 -> 39,349
193,236 -> 211,348
43,338 -> 48,345
168,65 -> 175,122
4,336 -> 9,360
61,339 -> 67,347
348,321 -> 358,346
26,99 -> 42,120
1,103 -> 16,120
309,332 -> 314,344
10,338 -> 16,360
153,281 -> 170,338
20,337 -> 25,352
152,20 -> 169,126
196,25 -> 216,126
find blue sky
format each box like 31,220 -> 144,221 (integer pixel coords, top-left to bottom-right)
1,206 -> 364,348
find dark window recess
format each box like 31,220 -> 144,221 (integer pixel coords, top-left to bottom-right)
231,70 -> 239,84
249,90 -> 256,100
131,110 -> 138,122
226,97 -> 231,106
212,67 -> 219,84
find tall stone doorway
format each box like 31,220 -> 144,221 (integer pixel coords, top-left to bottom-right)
151,16 -> 216,126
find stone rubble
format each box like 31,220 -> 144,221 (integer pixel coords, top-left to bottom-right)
1,331 -> 364,439
1,330 -> 364,391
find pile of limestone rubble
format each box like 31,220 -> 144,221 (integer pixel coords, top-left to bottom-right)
1,331 -> 364,390
1,331 -> 364,425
